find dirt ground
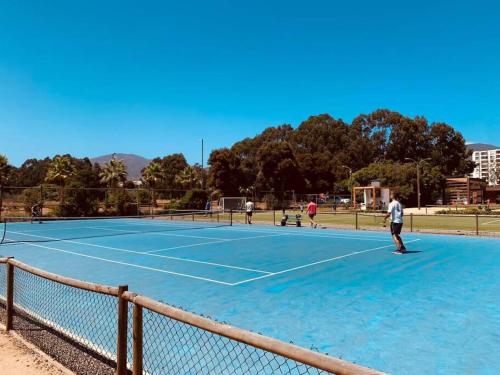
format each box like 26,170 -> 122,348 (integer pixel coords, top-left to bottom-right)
0,330 -> 70,375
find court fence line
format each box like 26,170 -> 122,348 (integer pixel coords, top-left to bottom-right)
0,257 -> 385,375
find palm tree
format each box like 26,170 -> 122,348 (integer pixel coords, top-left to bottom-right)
142,162 -> 164,208
45,156 -> 76,205
99,156 -> 128,188
175,166 -> 200,190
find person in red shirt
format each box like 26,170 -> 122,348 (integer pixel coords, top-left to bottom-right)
306,199 -> 318,228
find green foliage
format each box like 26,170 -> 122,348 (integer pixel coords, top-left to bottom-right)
436,207 -> 494,215
54,182 -> 100,217
99,156 -> 128,187
22,188 -> 42,214
208,148 -> 242,195
106,189 -> 135,216
151,153 -> 188,190
263,193 -> 280,210
178,189 -> 209,210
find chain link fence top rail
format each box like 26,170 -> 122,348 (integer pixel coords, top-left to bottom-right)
0,258 -> 384,375
124,293 -> 383,375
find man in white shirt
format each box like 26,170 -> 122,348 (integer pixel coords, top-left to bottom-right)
384,192 -> 407,254
245,200 -> 254,224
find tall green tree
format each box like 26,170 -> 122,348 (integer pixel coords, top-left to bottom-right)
208,148 -> 242,195
99,156 -> 128,187
175,166 -> 200,190
152,153 -> 188,190
45,156 -> 77,205
255,141 -> 304,193
142,162 -> 164,206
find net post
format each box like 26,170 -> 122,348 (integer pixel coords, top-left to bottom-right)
410,213 -> 413,232
355,211 -> 358,230
116,285 -> 129,375
6,258 -> 14,331
132,303 -> 143,375
476,214 -> 479,236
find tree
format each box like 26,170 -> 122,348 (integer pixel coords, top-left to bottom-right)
99,156 -> 128,188
11,157 -> 52,187
207,148 -> 242,195
175,166 -> 200,190
142,162 -> 164,207
45,156 -> 77,205
0,155 -> 10,186
152,153 -> 188,190
256,141 -> 304,193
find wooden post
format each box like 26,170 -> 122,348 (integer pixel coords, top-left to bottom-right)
410,213 -> 413,232
476,214 -> 479,236
116,285 -> 128,375
132,304 -> 143,375
6,261 -> 14,331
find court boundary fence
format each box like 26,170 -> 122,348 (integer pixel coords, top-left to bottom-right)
0,257 -> 384,375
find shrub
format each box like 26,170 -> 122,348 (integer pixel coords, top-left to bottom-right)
178,189 -> 209,210
263,193 -> 280,210
22,188 -> 42,214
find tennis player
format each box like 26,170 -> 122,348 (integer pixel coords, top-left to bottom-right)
384,192 -> 407,254
245,199 -> 254,224
306,199 -> 318,228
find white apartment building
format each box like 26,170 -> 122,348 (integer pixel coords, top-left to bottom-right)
471,148 -> 500,185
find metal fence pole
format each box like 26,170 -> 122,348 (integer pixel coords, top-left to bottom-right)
40,185 -> 44,218
410,213 -> 413,232
136,189 -> 140,216
355,211 -> 358,230
132,304 -> 143,375
6,260 -> 14,331
476,214 -> 479,236
116,285 -> 129,375
273,209 -> 276,226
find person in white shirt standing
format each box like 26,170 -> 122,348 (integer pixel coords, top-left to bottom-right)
384,192 -> 407,254
245,200 -> 254,224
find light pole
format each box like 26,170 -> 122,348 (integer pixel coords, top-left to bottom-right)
405,157 -> 431,210
341,165 -> 353,205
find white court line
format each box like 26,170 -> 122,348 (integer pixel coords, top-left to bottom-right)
89,226 -> 228,241
5,230 -> 272,274
230,239 -> 422,286
6,239 -> 234,286
481,219 -> 500,226
145,233 -> 289,254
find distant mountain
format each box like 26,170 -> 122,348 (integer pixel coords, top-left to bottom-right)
466,143 -> 500,152
90,153 -> 151,181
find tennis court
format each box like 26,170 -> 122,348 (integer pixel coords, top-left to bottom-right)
1,214 -> 499,374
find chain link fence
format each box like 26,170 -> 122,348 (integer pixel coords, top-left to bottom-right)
0,258 -> 382,375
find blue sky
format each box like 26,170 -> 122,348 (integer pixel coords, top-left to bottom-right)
1,0 -> 499,166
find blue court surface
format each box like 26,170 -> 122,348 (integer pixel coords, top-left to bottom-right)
1,217 -> 499,374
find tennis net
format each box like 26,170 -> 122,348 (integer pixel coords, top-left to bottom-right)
0,211 -> 232,245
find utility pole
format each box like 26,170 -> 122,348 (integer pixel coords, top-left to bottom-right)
405,158 -> 431,210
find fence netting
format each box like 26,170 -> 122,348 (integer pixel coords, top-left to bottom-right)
141,307 -> 333,375
0,262 -> 5,301
13,267 -> 119,360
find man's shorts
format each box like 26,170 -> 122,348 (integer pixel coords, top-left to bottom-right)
308,213 -> 316,219
390,222 -> 403,235
246,211 -> 253,217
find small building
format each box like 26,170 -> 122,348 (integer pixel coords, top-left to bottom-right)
445,177 -> 486,204
353,180 -> 391,210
